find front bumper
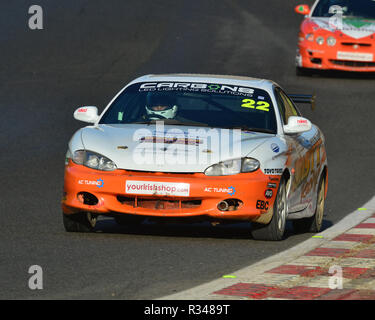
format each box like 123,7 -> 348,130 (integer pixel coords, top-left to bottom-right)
297,41 -> 375,72
62,161 -> 280,223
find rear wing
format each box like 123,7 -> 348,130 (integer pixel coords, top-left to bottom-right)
288,94 -> 316,111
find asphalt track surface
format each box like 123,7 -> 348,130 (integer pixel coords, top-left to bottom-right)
0,0 -> 374,299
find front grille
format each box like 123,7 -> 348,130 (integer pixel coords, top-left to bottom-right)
117,196 -> 202,210
329,59 -> 375,67
341,42 -> 372,47
121,169 -> 196,175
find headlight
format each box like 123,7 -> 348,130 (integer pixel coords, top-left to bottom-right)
73,150 -> 117,171
65,149 -> 72,165
305,33 -> 314,41
73,150 -> 85,164
316,36 -> 324,45
327,36 -> 336,46
204,158 -> 260,176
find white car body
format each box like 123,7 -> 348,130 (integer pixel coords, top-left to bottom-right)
63,74 -> 328,240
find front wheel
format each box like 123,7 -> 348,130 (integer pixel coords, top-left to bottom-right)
114,214 -> 144,226
296,67 -> 306,76
251,178 -> 287,241
63,212 -> 96,232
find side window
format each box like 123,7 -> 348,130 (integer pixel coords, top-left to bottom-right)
279,90 -> 300,123
274,87 -> 287,124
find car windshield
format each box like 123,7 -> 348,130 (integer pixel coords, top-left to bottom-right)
312,0 -> 375,19
99,81 -> 277,134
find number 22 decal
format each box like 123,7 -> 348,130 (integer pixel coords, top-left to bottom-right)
241,99 -> 270,112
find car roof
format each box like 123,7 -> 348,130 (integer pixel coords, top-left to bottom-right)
126,73 -> 278,91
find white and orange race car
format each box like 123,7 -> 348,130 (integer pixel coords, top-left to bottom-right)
62,74 -> 328,240
295,0 -> 375,74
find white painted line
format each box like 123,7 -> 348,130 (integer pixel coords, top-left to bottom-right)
285,255 -> 336,267
303,276 -> 352,289
321,241 -> 361,249
338,258 -> 375,269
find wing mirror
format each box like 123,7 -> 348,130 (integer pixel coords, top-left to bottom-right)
283,116 -> 312,134
73,106 -> 99,123
295,4 -> 310,15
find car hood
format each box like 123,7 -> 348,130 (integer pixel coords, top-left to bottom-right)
80,124 -> 276,173
309,17 -> 375,39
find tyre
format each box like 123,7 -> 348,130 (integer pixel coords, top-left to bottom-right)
293,176 -> 325,234
296,67 -> 311,77
251,178 -> 287,241
63,212 -> 96,232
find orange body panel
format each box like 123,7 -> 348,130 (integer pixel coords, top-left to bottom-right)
62,161 -> 279,221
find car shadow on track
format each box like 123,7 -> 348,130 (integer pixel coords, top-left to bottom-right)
91,217 -> 334,241
95,218 -> 254,240
298,69 -> 375,80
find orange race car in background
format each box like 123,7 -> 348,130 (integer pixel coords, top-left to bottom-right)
295,0 -> 375,74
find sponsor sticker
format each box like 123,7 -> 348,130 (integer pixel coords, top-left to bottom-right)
204,186 -> 236,195
267,182 -> 277,189
139,82 -> 255,96
139,136 -> 202,145
228,186 -> 236,196
271,143 -> 280,153
125,180 -> 190,197
337,51 -> 373,62
264,168 -> 283,175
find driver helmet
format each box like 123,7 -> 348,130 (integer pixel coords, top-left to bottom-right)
145,93 -> 178,120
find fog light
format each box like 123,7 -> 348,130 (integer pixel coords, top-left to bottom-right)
77,192 -> 98,205
316,36 -> 324,45
217,199 -> 243,212
327,36 -> 336,46
217,201 -> 229,211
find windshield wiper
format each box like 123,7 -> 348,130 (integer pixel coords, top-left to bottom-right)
342,15 -> 375,20
128,119 -> 209,127
229,125 -> 275,134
